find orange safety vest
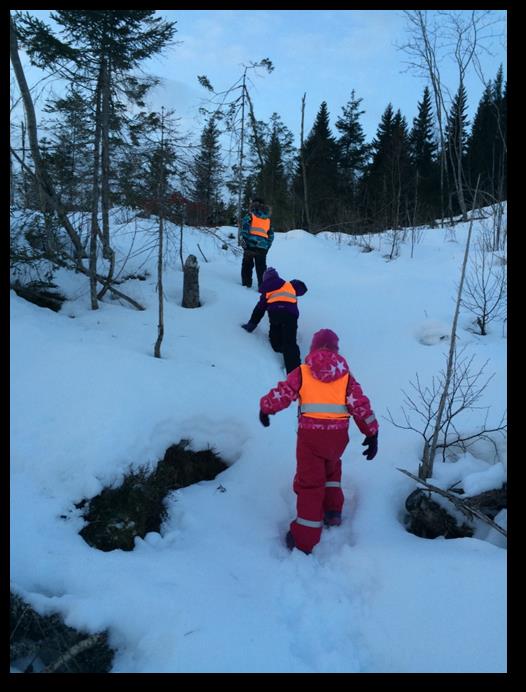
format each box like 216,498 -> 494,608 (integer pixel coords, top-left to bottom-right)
249,214 -> 271,239
266,281 -> 297,304
299,364 -> 350,419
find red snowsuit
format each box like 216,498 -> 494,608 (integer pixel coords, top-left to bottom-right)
260,346 -> 378,554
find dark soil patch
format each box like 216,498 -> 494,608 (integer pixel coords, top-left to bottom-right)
78,440 -> 228,551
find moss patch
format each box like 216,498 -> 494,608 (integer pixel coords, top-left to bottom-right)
78,440 -> 228,551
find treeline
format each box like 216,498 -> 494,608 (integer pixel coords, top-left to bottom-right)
11,10 -> 506,241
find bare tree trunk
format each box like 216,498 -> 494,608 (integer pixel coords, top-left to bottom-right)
420,177 -> 480,479
20,119 -> 29,207
179,214 -> 185,272
10,143 -> 15,206
100,55 -> 112,259
10,17 -> 85,260
411,169 -> 419,258
90,73 -> 103,311
10,20 -> 46,214
300,93 -> 312,233
154,109 -> 166,358
236,67 -> 247,245
154,215 -> 164,358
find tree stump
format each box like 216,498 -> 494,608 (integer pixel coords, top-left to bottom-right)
182,254 -> 200,308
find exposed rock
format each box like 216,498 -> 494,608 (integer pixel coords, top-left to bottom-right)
404,488 -> 474,539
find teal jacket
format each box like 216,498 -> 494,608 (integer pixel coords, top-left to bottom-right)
241,210 -> 274,252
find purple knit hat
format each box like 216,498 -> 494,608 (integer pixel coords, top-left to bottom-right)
262,267 -> 280,282
310,329 -> 339,353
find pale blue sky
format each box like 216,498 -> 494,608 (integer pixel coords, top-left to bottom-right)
146,9 -> 507,142
13,9 -> 507,148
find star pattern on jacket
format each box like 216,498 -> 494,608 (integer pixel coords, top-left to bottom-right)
347,393 -> 358,407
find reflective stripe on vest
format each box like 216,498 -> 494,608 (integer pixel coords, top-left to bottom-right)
325,481 -> 342,488
300,403 -> 348,414
249,213 -> 270,239
266,281 -> 297,304
295,516 -> 323,529
299,364 -> 350,420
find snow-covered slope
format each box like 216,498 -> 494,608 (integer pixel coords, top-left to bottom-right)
10,212 -> 507,672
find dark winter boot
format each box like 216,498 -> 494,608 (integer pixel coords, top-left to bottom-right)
324,511 -> 342,527
285,530 -> 311,554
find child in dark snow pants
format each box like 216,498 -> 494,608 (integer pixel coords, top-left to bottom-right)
241,267 -> 307,374
239,198 -> 274,288
258,329 -> 379,554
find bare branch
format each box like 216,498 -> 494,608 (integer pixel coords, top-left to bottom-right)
398,467 -> 507,537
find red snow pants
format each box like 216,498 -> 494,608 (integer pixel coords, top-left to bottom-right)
289,426 -> 349,553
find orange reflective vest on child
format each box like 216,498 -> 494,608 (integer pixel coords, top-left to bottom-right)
298,364 -> 350,419
249,214 -> 271,239
266,281 -> 297,304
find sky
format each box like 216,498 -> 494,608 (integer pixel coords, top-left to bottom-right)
11,206 -> 507,672
11,9 -> 507,147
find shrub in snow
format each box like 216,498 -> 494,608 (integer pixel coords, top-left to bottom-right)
78,441 -> 227,551
10,591 -> 114,673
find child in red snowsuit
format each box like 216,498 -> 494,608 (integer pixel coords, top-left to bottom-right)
259,328 -> 379,554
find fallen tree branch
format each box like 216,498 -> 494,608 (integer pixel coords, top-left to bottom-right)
197,243 -> 208,263
398,467 -> 507,537
42,633 -> 104,673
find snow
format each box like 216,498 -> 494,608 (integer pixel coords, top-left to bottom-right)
10,211 -> 507,673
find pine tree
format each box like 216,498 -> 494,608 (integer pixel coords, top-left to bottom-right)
391,109 -> 413,228
335,89 -> 370,208
363,104 -> 414,231
444,83 -> 469,217
190,116 -> 224,226
409,86 -> 439,224
41,90 -> 93,212
254,113 -> 295,230
15,10 -> 176,307
467,66 -> 507,203
294,101 -> 340,232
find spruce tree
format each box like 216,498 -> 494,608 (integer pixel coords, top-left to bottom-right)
467,66 -> 507,203
444,83 -> 470,217
363,103 -> 414,231
42,90 -> 93,212
254,113 -> 294,231
335,89 -> 370,212
294,101 -> 340,232
191,116 -> 224,226
15,10 -> 176,308
363,103 -> 395,230
409,86 -> 439,224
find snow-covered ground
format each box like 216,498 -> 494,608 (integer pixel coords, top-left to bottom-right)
10,210 -> 507,673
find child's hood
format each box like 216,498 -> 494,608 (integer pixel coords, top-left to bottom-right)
304,349 -> 350,383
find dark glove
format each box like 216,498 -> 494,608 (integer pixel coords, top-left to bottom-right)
240,238 -> 248,250
242,322 -> 256,333
259,411 -> 270,427
362,433 -> 378,460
